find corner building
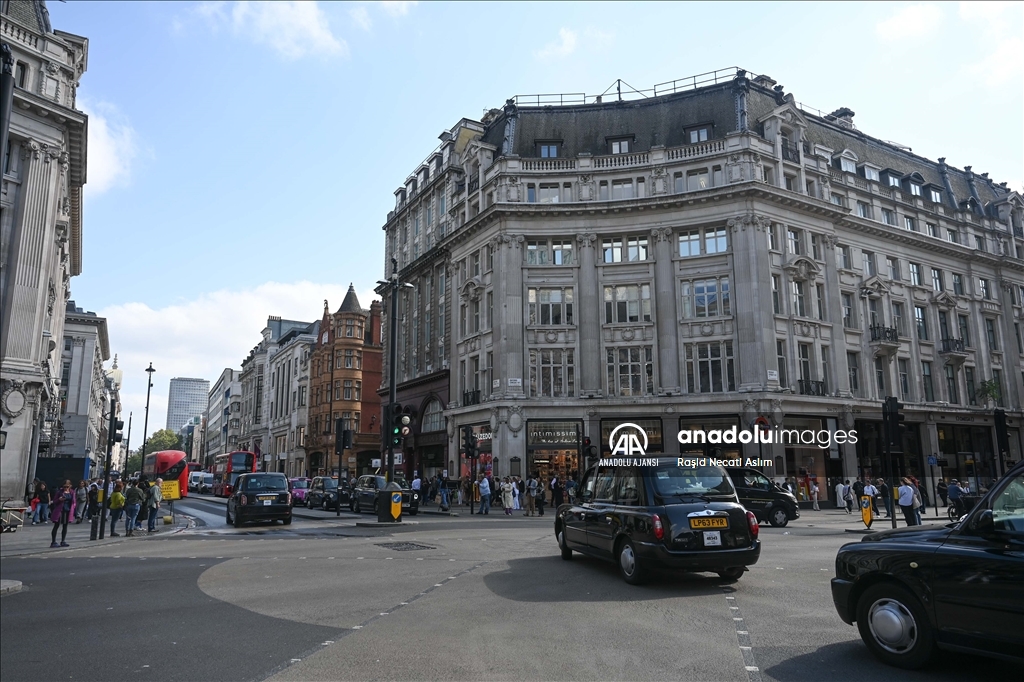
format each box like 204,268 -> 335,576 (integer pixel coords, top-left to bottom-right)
381,68 -> 1024,502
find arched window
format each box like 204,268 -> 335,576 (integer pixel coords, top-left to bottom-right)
422,399 -> 444,432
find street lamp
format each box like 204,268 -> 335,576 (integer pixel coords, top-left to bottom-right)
377,258 -> 414,485
140,363 -> 155,466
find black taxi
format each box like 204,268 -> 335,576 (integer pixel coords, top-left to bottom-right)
831,460 -> 1024,669
226,472 -> 292,527
350,475 -> 419,515
555,458 -> 760,584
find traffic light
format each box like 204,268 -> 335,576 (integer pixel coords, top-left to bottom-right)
462,426 -> 478,459
994,409 -> 1009,456
342,429 -> 354,450
885,396 -> 905,449
111,418 -> 124,443
582,436 -> 597,459
390,403 -> 409,447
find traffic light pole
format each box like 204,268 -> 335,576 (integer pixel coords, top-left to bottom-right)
99,399 -> 120,539
386,258 -> 399,484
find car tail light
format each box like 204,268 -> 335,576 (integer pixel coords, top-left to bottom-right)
746,511 -> 759,540
286,492 -> 291,505
240,495 -> 247,505
652,514 -> 665,541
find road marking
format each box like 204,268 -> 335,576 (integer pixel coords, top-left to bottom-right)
724,589 -> 761,682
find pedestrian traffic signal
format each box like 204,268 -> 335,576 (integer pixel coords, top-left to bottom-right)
391,403 -> 409,446
111,418 -> 124,443
994,409 -> 1009,456
884,396 -> 905,448
462,425 -> 478,459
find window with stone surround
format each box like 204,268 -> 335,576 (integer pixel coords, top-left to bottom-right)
680,277 -> 730,318
604,284 -> 652,324
607,346 -> 654,397
684,341 -> 735,394
530,349 -> 576,398
528,287 -> 574,326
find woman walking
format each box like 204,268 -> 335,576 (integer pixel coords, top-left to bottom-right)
501,477 -> 514,516
810,480 -> 820,511
49,480 -> 76,548
74,480 -> 89,523
108,482 -> 126,537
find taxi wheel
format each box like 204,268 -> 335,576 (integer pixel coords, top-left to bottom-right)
557,526 -> 572,560
617,538 -> 646,585
856,583 -> 934,669
372,499 -> 379,515
768,507 -> 790,528
225,508 -> 231,524
282,516 -> 292,525
353,499 -> 361,514
232,510 -> 242,529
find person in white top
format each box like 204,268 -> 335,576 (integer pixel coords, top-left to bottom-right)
862,480 -> 878,515
810,481 -> 820,511
835,480 -> 845,509
897,478 -> 917,526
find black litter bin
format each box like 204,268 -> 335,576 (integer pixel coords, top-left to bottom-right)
377,482 -> 403,523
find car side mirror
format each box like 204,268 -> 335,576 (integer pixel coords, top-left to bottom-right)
970,509 -> 996,537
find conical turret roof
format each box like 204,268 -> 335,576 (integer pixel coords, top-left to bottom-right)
338,284 -> 362,313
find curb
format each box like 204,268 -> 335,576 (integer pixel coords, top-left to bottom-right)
354,521 -> 419,528
0,580 -> 23,595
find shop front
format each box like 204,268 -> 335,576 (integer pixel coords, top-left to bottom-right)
854,418 -> 923,486
411,430 -> 447,480
527,420 -> 582,483
778,417 -> 843,505
936,423 -> 997,492
601,418 -> 665,457
461,423 -> 492,480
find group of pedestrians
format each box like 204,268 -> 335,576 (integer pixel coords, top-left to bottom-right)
26,476 -> 164,547
834,476 -> 927,525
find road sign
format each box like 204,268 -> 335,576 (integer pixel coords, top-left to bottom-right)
936,458 -> 948,467
161,480 -> 181,501
927,456 -> 937,466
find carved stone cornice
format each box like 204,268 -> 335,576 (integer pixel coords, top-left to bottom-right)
650,227 -> 673,243
726,213 -> 771,232
783,255 -> 821,282
576,232 -> 597,249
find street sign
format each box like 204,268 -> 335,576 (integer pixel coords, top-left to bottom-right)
927,456 -> 937,466
936,458 -> 949,467
161,480 -> 181,501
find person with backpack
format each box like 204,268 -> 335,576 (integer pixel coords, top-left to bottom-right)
842,480 -> 854,514
146,478 -> 163,532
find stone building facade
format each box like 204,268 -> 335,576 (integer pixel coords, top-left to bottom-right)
306,286 -> 383,479
0,1 -> 88,500
205,368 -> 240,468
266,321 -> 317,477
381,68 -> 1023,502
238,316 -> 312,470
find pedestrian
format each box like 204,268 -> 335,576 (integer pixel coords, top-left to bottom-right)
834,480 -> 845,509
511,477 -> 520,511
898,478 -> 917,526
123,480 -> 145,536
108,482 -> 125,537
862,479 -> 878,515
147,478 -> 164,532
842,480 -> 853,514
947,479 -> 964,517
853,478 -> 865,500
74,480 -> 88,523
136,480 -> 149,531
565,476 -> 577,502
501,477 -> 514,516
552,475 -> 564,507
810,480 -> 820,511
877,479 -> 891,518
49,480 -> 76,548
86,482 -> 99,520
411,473 -> 421,503
523,475 -> 537,516
33,481 -> 53,525
477,474 -> 491,515
936,479 -> 948,507
909,477 -> 924,524
535,472 -> 546,516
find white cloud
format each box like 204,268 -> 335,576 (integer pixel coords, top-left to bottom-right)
380,1 -> 418,17
961,34 -> 1024,86
535,28 -> 578,60
197,1 -> 346,60
956,1 -> 1023,85
350,6 -> 372,31
102,281 -> 380,441
875,4 -> 943,42
958,0 -> 1017,22
79,99 -> 138,195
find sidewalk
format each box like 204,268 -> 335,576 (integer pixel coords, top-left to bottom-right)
0,513 -> 187,558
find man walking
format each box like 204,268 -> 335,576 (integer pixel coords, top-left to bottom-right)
523,475 -> 537,516
147,478 -> 164,533
898,478 -> 917,526
477,474 -> 491,515
862,479 -> 878,515
877,479 -> 891,518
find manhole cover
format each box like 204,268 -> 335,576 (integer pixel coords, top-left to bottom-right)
375,542 -> 435,551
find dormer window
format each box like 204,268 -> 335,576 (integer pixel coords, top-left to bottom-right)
910,184 -> 922,197
839,158 -> 856,173
537,142 -> 560,158
888,175 -> 901,188
929,188 -> 942,203
609,138 -> 632,155
863,166 -> 880,182
686,126 -> 711,144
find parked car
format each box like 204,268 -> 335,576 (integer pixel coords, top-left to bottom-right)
188,471 -> 205,492
306,476 -> 349,511
831,460 -> 1024,669
288,477 -> 310,506
350,475 -> 419,515
724,467 -> 800,527
555,458 -> 760,584
225,472 -> 292,527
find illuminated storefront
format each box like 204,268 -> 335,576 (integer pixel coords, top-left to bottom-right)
526,420 -> 582,482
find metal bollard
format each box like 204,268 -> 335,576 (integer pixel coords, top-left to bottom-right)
89,515 -> 99,540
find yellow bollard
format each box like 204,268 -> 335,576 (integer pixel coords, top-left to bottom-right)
860,495 -> 874,529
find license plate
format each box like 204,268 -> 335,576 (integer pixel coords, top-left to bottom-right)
262,500 -> 271,506
703,531 -> 722,546
690,517 -> 728,529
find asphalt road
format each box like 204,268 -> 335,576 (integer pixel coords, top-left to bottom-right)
2,504 -> 1019,682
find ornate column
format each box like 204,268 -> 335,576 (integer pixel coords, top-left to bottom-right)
576,233 -> 601,396
727,213 -> 774,391
651,227 -> 680,393
822,234 -> 852,396
998,278 -> 1022,410
498,233 -> 525,397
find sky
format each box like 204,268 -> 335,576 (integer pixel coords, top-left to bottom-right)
43,0 -> 1023,444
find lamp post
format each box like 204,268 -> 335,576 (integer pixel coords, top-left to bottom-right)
140,363 -> 155,466
377,258 -> 412,484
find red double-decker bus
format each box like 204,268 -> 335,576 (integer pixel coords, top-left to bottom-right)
212,451 -> 258,497
143,450 -> 189,499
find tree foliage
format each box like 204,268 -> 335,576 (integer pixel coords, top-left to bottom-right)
977,378 -> 1001,406
123,452 -> 143,475
142,429 -> 183,455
